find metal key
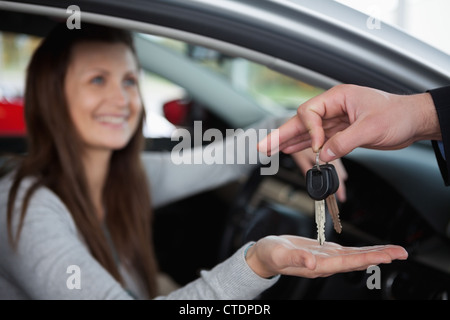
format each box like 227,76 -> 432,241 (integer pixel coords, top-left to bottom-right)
322,161 -> 342,234
326,193 -> 342,234
306,153 -> 331,244
315,198 -> 326,245
306,152 -> 342,244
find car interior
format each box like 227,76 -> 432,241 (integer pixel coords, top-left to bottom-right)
1,8 -> 450,300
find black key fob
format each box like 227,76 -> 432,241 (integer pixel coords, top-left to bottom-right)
306,164 -> 339,200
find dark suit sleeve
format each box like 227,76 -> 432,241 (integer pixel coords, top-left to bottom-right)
427,85 -> 450,186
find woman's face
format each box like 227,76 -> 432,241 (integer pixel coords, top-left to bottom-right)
64,41 -> 142,153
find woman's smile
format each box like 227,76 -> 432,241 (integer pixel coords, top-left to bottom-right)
64,41 -> 143,153
94,113 -> 130,128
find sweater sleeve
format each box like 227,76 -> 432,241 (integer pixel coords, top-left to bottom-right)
142,115 -> 291,209
154,242 -> 280,300
427,85 -> 450,185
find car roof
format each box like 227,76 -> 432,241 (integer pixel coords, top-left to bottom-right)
2,0 -> 450,94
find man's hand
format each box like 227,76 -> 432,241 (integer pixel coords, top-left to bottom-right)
258,84 -> 441,163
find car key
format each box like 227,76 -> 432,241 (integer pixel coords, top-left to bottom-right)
322,161 -> 342,234
326,193 -> 342,233
314,198 -> 326,245
306,153 -> 330,245
306,152 -> 342,244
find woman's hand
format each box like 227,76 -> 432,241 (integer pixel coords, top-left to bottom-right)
245,235 -> 408,279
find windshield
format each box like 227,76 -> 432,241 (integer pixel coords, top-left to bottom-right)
335,0 -> 450,56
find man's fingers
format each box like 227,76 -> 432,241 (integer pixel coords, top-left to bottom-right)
258,115 -> 315,155
319,120 -> 371,162
297,104 -> 327,153
280,138 -> 312,155
258,116 -> 300,155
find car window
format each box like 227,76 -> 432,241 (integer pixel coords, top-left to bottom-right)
0,30 -> 325,141
143,35 -> 324,111
0,32 -> 41,136
140,69 -> 185,138
0,32 -> 40,93
0,31 -> 181,139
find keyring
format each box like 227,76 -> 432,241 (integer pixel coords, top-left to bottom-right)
315,150 -> 321,170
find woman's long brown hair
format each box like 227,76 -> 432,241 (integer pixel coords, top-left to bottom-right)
6,23 -> 158,298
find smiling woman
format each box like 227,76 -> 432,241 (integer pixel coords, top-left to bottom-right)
4,22 -> 159,298
64,41 -> 142,154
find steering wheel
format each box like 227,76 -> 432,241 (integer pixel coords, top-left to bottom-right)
217,158 -> 269,261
